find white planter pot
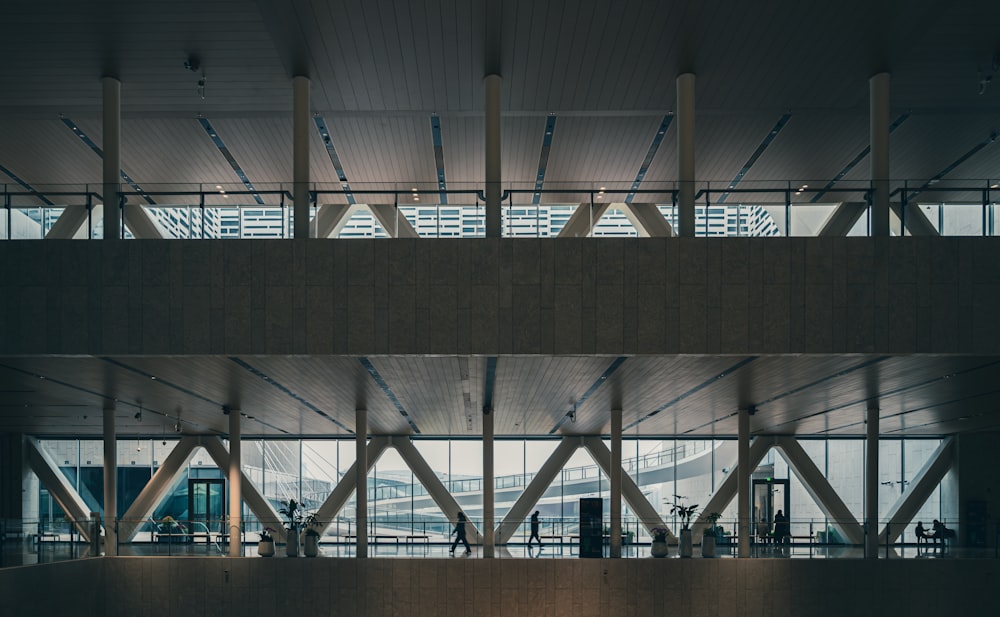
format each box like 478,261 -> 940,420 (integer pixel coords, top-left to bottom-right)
701,535 -> 716,558
258,540 -> 275,557
650,540 -> 669,558
286,531 -> 299,557
679,529 -> 693,558
303,534 -> 319,557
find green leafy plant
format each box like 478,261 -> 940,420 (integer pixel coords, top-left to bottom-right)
670,500 -> 699,531
258,527 -> 275,542
650,527 -> 669,542
279,499 -> 304,531
703,511 -> 722,537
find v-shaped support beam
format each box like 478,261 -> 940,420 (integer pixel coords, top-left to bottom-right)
496,437 -> 580,544
118,436 -> 198,541
690,436 -> 774,536
775,436 -> 864,545
199,436 -> 287,542
581,437 -> 669,537
25,437 -> 94,542
557,202 -> 612,237
313,436 -> 390,534
878,437 -> 954,543
393,436 -> 483,542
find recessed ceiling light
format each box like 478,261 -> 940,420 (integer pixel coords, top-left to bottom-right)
599,187 -> 606,191
411,187 -> 418,192
150,376 -> 157,380
801,184 -> 808,189
992,184 -> 998,189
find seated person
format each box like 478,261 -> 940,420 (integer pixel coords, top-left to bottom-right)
915,521 -> 928,544
931,519 -> 947,548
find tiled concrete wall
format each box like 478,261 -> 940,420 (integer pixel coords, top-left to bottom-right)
3,557 -> 999,617
2,238 -> 999,355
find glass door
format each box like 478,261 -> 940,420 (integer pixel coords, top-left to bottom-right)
752,478 -> 789,542
188,479 -> 225,534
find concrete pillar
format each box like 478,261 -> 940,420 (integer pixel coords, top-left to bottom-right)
676,73 -> 696,237
103,404 -> 117,554
870,72 -> 891,236
293,75 -> 311,239
866,405 -> 879,558
483,406 -> 495,557
484,73 -> 502,238
228,410 -> 242,556
610,409 -> 622,558
355,409 -> 367,558
102,76 -> 121,240
737,408 -> 750,558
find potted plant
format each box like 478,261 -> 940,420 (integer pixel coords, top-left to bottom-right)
279,498 -> 304,557
670,500 -> 699,558
302,513 -> 321,557
650,527 -> 669,558
701,512 -> 722,558
257,527 -> 275,557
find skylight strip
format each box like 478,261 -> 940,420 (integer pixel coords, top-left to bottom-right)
532,115 -> 558,205
625,115 -> 673,204
197,118 -> 264,205
314,116 -> 355,205
60,117 -> 155,204
717,113 -> 792,204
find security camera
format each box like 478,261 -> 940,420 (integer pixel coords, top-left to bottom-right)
174,422 -> 182,433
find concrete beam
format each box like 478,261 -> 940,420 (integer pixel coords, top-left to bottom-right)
557,202 -> 612,237
891,202 -> 940,236
314,203 -> 363,238
368,204 -> 420,238
879,438 -> 955,543
497,437 -> 579,544
818,202 -> 867,236
775,436 -> 865,545
25,437 -> 93,542
118,436 -> 198,541
691,436 -> 774,538
620,203 -> 674,237
123,204 -> 164,239
581,437 -> 669,538
199,436 -> 287,543
45,206 -> 90,239
312,435 -> 390,536
392,436 -> 484,543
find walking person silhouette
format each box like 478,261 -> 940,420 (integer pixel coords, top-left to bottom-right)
450,511 -> 472,555
527,510 -> 542,548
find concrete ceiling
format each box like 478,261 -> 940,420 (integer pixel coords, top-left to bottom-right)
2,355 -> 999,438
0,0 -> 998,200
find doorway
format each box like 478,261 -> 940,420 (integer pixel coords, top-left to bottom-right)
188,479 -> 225,534
752,478 -> 789,542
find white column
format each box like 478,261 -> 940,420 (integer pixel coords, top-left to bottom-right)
355,410 -> 368,558
485,73 -> 502,238
483,406 -> 495,557
737,408 -> 750,558
677,73 -> 696,237
870,72 -> 891,236
103,404 -> 117,554
866,405 -> 879,558
228,409 -> 242,556
102,76 -> 121,240
293,75 -> 311,239
610,409 -> 622,558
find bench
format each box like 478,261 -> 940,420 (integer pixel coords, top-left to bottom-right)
343,534 -> 400,545
404,535 -> 429,544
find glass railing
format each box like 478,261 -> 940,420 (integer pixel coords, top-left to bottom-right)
3,180 -> 998,240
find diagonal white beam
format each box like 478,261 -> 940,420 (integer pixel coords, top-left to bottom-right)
123,204 -> 164,239
691,436 -> 774,537
312,435 -> 390,535
199,436 -> 287,543
25,437 -> 93,542
879,437 -> 955,543
581,436 -> 669,537
392,436 -> 484,543
557,202 -> 612,237
314,203 -> 363,238
890,202 -> 939,236
620,203 -> 674,237
45,205 -> 90,239
496,437 -> 580,544
775,436 -> 865,545
368,204 -> 420,238
818,202 -> 867,236
118,436 -> 198,541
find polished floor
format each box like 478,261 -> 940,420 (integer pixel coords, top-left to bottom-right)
2,537 -> 992,568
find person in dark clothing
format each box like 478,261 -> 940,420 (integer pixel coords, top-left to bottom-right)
527,510 -> 542,548
773,510 -> 789,545
450,511 -> 471,555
